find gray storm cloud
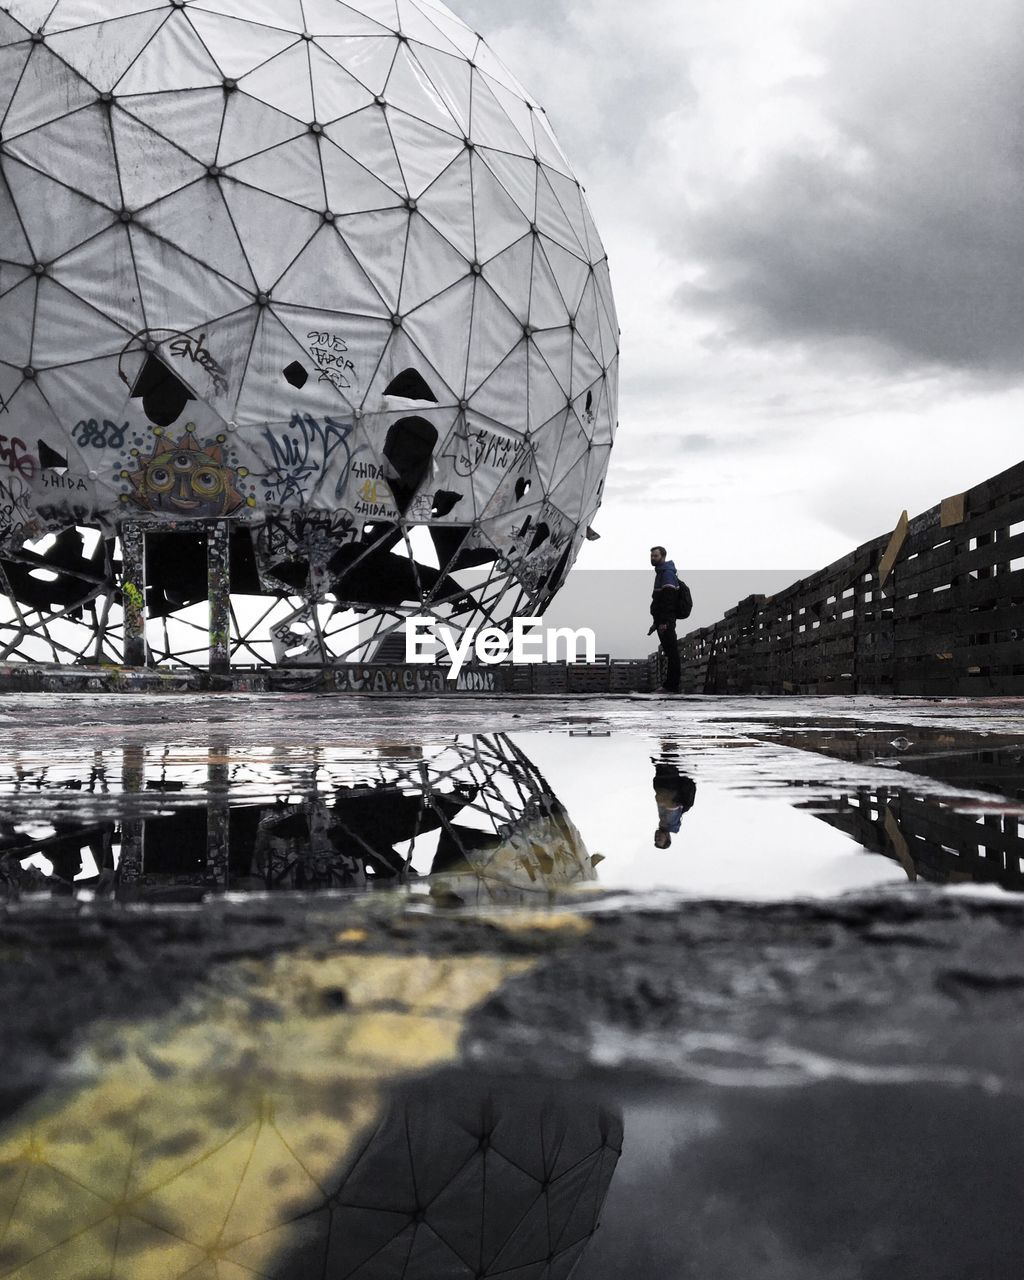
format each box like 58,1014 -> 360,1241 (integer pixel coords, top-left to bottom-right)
677,0 -> 1024,376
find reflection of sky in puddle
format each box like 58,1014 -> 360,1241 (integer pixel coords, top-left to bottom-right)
518,734 -> 907,899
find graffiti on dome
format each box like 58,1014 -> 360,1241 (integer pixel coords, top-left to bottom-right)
72,419 -> 130,451
307,331 -> 356,393
119,424 -> 253,518
0,474 -> 31,529
167,332 -> 229,396
39,473 -> 88,493
260,412 -> 364,506
335,665 -> 496,694
443,425 -> 531,479
0,435 -> 34,480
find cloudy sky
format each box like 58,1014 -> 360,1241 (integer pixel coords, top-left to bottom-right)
457,0 -> 1024,572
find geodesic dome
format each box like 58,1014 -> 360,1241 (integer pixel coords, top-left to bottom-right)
0,0 -> 618,667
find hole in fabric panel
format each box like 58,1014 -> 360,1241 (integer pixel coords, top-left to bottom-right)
528,522 -> 550,554
37,439 -> 68,470
431,490 -> 463,518
283,361 -> 309,388
383,369 -> 438,402
382,416 -> 438,514
515,478 -> 531,501
130,354 -> 195,427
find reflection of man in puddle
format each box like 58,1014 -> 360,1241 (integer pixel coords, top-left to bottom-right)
653,755 -> 696,848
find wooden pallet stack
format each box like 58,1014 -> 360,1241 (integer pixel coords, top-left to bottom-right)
671,459 -> 1024,695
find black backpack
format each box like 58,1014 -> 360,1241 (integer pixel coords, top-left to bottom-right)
675,580 -> 693,620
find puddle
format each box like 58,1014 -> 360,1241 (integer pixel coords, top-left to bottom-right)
1,1065 -> 1021,1279
2,725 -> 1023,901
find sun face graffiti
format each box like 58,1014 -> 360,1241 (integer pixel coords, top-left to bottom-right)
120,426 -> 252,519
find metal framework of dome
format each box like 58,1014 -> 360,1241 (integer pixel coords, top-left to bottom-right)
0,0 -> 618,670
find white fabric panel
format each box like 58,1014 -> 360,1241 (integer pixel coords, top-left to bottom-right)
317,35 -> 396,96
321,140 -> 401,215
469,347 -> 529,435
570,331 -> 605,402
172,307 -> 259,418
527,339 -> 571,432
531,328 -> 572,398
386,108 -> 463,198
541,238 -> 590,317
395,0 -> 462,58
229,306 -> 308,427
33,277 -> 135,364
219,183 -> 321,292
226,135 -> 326,212
0,262 -> 31,295
190,0 -> 304,32
128,226 -> 252,331
465,280 -> 523,399
2,159 -> 113,260
386,43 -> 460,136
408,1 -> 478,60
398,211 -> 469,314
50,224 -> 143,335
483,77 -> 538,158
471,39 -> 529,100
468,75 -> 533,158
544,167 -> 591,258
475,146 -> 537,224
476,236 -> 533,327
137,182 -> 254,292
303,0 -> 393,38
216,92 -> 306,166
0,278 -> 35,367
532,109 -> 573,178
45,9 -> 166,90
402,275 -> 475,390
274,227 -> 390,317
0,174 -> 34,264
309,43 -> 374,122
0,42 -> 31,123
112,109 -> 208,209
365,324 -> 456,403
238,44 -> 315,122
3,40 -> 97,137
528,248 -> 572,333
415,150 -> 474,258
119,89 -> 225,165
470,155 -> 530,263
3,2 -> 57,33
339,0 -> 400,31
186,8 -> 298,80
6,105 -> 119,207
325,106 -> 404,194
334,206 -> 408,312
575,273 -> 609,367
115,13 -> 223,95
408,44 -> 470,135
48,1 -> 167,29
534,171 -> 586,259
274,306 -> 399,407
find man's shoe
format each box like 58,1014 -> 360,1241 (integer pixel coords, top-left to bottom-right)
656,686 -> 680,695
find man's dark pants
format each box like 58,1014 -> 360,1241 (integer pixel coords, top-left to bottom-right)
659,623 -> 680,692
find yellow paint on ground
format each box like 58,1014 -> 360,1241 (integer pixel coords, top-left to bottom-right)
0,950 -> 533,1279
484,911 -> 594,938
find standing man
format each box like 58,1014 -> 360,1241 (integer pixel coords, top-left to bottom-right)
649,545 -> 681,694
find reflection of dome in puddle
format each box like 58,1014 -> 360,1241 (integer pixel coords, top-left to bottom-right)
0,736 -> 599,902
0,1073 -> 622,1279
429,802 -> 596,906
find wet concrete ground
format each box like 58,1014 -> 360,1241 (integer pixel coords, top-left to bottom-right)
2,693 -> 1024,1277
